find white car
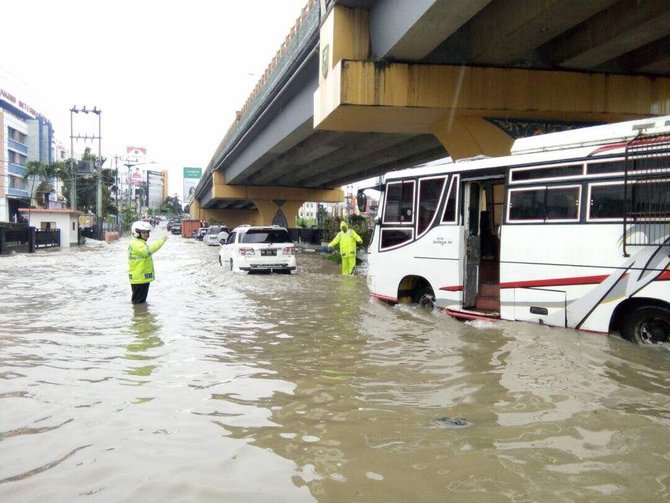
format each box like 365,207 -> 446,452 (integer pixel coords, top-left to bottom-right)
218,225 -> 296,273
203,225 -> 229,246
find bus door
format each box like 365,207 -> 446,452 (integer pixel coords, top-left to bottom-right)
462,182 -> 480,307
462,179 -> 504,310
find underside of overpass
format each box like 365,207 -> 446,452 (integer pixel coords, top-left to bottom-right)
194,0 -> 670,226
315,2 -> 670,158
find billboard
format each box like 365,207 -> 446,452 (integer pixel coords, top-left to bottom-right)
147,170 -> 164,209
183,167 -> 202,203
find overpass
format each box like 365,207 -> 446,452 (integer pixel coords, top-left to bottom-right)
191,0 -> 670,227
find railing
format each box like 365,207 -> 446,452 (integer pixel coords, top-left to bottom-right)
0,225 -> 63,254
35,229 -> 60,249
212,0 -> 321,167
0,224 -> 33,254
623,133 -> 670,255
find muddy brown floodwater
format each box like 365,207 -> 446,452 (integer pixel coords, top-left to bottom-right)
1,227 -> 669,502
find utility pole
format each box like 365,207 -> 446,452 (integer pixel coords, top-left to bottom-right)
114,155 -> 119,226
69,108 -> 77,211
70,105 -> 102,237
94,108 -> 103,239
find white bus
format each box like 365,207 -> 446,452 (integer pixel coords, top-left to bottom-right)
365,116 -> 670,344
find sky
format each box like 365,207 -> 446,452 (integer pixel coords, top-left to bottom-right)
1,0 -> 310,198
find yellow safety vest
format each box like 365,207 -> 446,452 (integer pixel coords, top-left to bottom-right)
128,237 -> 165,284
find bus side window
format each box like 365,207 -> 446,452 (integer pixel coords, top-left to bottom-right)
508,188 -> 545,221
441,175 -> 459,224
381,228 -> 413,249
508,185 -> 580,222
418,177 -> 445,234
383,181 -> 415,224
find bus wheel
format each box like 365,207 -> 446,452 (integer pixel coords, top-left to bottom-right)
415,286 -> 436,311
623,306 -> 670,344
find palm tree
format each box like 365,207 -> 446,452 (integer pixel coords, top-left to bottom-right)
23,161 -> 48,208
22,161 -> 62,208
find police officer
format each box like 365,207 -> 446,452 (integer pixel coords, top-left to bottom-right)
327,221 -> 363,275
128,221 -> 168,304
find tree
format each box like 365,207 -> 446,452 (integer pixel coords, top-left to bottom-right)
23,161 -> 56,208
296,216 -> 315,228
163,195 -> 182,215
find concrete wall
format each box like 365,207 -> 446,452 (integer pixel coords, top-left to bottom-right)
22,210 -> 79,247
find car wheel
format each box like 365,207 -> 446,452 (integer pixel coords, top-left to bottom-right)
622,305 -> 670,344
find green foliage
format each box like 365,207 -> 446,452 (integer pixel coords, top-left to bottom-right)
162,195 -> 182,215
120,204 -> 139,232
23,160 -> 58,207
322,215 -> 339,242
296,216 -> 315,228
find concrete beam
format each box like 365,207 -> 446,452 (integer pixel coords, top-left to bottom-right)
314,59 -> 670,158
468,0 -> 617,65
369,0 -> 492,60
222,57 -> 319,185
543,0 -> 670,69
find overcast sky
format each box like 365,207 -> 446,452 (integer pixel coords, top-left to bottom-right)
1,0 -> 309,197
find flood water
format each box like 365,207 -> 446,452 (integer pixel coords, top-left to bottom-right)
1,227 -> 669,502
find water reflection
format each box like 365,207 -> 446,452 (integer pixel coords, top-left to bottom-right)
124,305 -> 163,380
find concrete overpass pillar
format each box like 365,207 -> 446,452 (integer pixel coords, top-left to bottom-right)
196,171 -> 344,228
251,199 -> 303,228
431,116 -> 514,159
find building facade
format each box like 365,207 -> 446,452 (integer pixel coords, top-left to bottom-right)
1,88 -> 54,223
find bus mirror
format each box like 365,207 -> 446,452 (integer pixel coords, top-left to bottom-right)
357,192 -> 367,213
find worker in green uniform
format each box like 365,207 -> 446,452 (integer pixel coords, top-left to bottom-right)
327,221 -> 363,275
128,221 -> 167,304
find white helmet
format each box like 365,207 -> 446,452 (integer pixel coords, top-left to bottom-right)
131,220 -> 152,238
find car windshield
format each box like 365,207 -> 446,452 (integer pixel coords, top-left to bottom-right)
208,226 -> 224,234
241,229 -> 291,244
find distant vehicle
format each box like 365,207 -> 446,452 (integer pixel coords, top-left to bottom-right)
170,225 -> 182,235
217,229 -> 230,244
196,227 -> 209,241
204,225 -> 229,246
219,225 -> 296,273
166,218 -> 180,232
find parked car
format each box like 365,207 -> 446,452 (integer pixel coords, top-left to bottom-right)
170,224 -> 182,235
203,225 -> 229,246
219,225 -> 296,273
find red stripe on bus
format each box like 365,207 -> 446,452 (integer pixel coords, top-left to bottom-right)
445,309 -> 500,322
500,274 -> 610,289
589,143 -> 626,156
657,270 -> 670,281
439,285 -> 464,292
371,293 -> 398,303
